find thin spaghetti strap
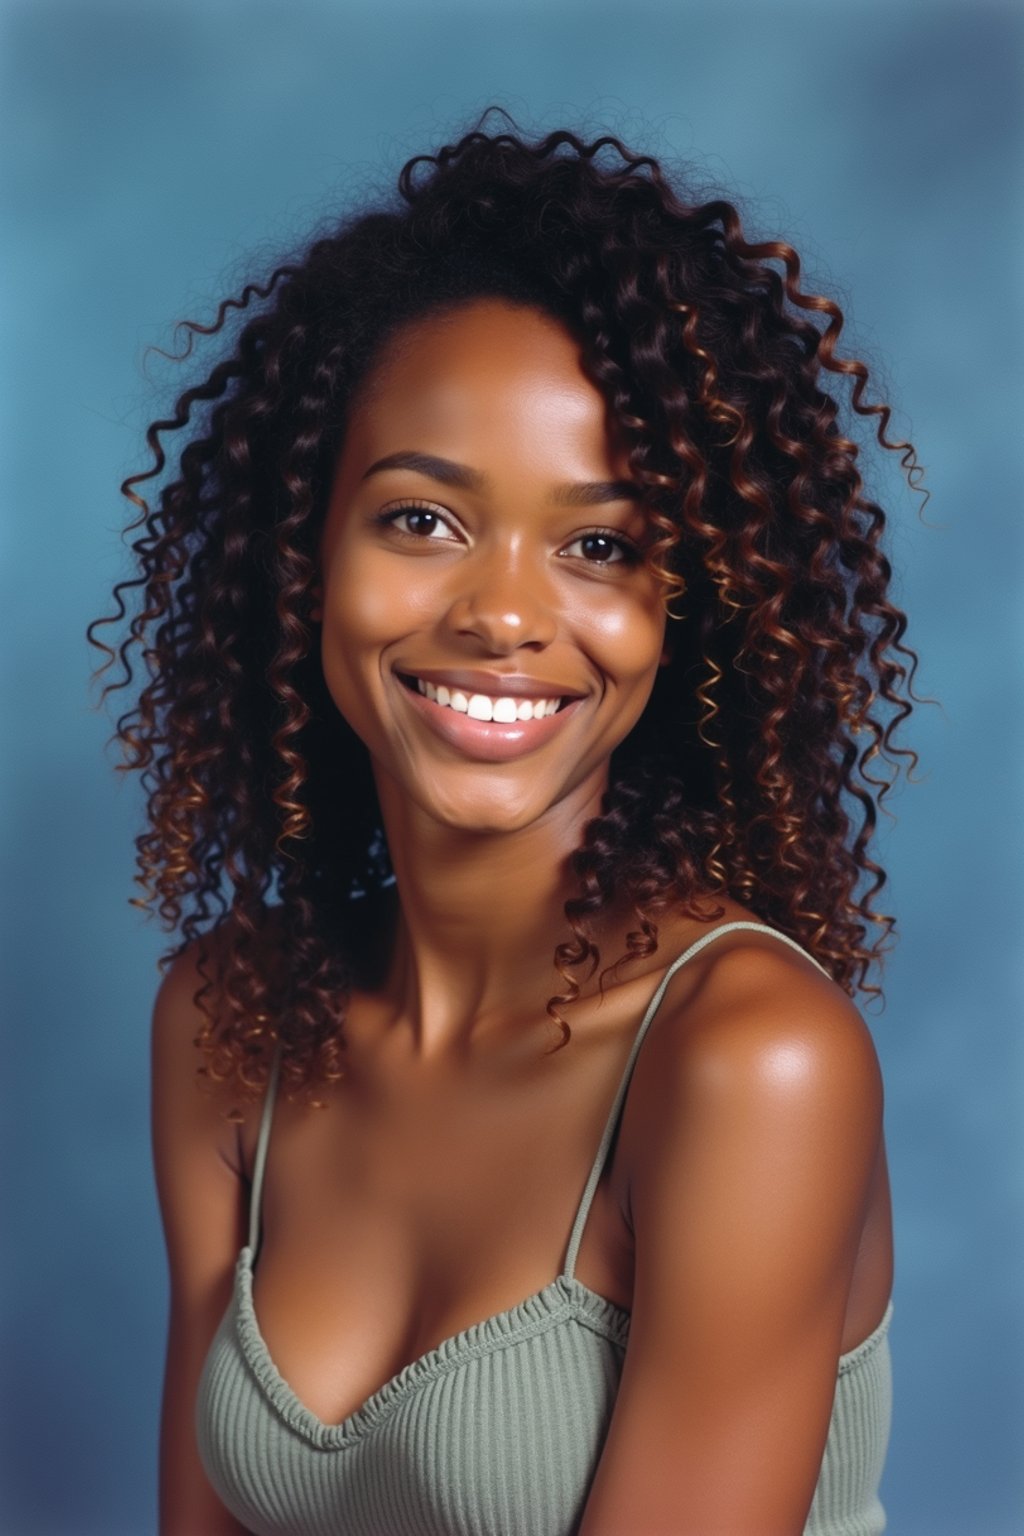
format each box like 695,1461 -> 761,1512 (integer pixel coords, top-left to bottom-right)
247,1044 -> 282,1256
560,921 -> 830,1281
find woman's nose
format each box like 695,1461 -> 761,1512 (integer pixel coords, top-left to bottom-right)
443,545 -> 558,654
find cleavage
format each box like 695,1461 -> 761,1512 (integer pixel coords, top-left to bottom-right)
247,1080 -> 633,1427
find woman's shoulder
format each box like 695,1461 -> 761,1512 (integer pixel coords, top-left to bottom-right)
623,906 -> 883,1182
150,917 -> 274,1161
151,906 -> 291,1044
652,904 -> 871,1047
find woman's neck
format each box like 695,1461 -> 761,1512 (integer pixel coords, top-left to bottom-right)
367,772 -> 612,1061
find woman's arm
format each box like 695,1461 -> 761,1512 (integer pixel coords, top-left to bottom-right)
577,944 -> 884,1536
151,940 -> 254,1536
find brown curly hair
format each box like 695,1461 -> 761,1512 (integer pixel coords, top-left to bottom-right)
88,108 -> 927,1107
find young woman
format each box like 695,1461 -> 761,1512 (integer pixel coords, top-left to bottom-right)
90,112 -> 922,1536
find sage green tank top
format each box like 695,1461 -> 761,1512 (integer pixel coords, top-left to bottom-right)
196,921 -> 894,1535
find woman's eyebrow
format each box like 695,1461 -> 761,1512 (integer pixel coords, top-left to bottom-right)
361,450 -> 640,506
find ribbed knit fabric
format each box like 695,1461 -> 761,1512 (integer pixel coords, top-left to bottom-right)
196,921 -> 894,1535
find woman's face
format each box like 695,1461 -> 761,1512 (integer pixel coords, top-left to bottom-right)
314,298 -> 669,836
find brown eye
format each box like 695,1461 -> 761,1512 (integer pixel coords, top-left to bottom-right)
402,509 -> 442,536
377,503 -> 460,541
561,531 -> 638,565
581,535 -> 618,563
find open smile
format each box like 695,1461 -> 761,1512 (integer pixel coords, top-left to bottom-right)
394,671 -> 586,762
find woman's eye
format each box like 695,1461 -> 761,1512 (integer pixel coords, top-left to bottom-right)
379,503 -> 460,541
561,531 -> 638,566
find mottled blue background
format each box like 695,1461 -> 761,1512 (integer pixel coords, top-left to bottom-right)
2,1 -> 1022,1532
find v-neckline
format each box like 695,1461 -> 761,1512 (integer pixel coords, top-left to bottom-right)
230,1243 -> 631,1450
226,1247 -> 894,1454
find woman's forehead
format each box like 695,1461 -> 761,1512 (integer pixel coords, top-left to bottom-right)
339,300 -> 636,482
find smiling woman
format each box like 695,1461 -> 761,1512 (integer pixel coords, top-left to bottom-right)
88,107 -> 923,1536
313,300 -> 669,820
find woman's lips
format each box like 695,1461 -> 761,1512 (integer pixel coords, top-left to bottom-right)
394,671 -> 585,762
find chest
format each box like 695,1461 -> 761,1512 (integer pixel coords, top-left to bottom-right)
199,1262 -> 630,1536
244,1031 -> 637,1427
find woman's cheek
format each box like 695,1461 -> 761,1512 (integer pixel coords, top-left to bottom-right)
586,591 -> 667,684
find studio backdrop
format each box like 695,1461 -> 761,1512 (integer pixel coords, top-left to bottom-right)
2,2 -> 1021,1533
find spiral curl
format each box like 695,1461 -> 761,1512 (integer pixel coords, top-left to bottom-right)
88,107 -> 927,1103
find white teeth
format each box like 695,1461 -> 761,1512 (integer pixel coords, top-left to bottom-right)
410,677 -> 564,722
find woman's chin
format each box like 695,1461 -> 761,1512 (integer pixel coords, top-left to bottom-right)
373,750 -> 607,841
391,772 -> 575,839
424,794 -> 556,837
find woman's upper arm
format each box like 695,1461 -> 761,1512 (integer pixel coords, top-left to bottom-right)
151,940 -> 253,1536
577,948 -> 884,1536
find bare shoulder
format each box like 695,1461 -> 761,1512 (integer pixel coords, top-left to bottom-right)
621,922 -> 884,1242
151,912 -> 286,1147
151,927 -> 246,1148
634,924 -> 880,1130
150,926 -> 259,1295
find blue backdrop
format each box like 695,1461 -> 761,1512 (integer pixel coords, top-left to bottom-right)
3,2 -> 1022,1532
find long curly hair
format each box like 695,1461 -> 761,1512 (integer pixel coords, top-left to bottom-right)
88,108 -> 927,1107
